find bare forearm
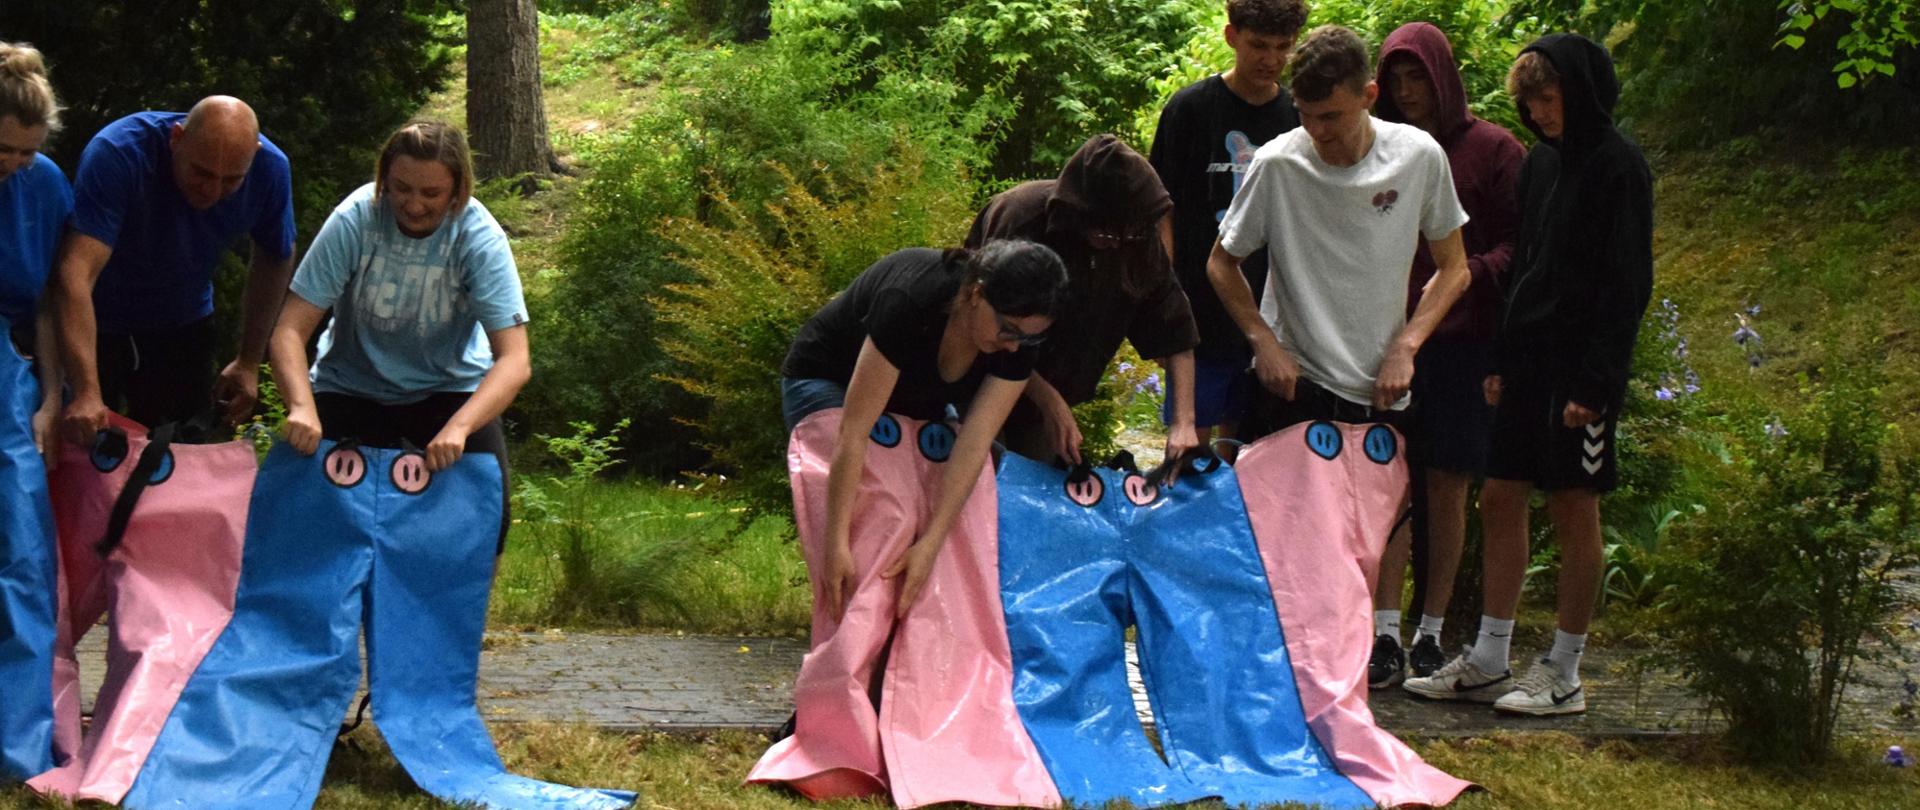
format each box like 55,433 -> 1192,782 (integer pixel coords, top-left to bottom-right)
267,323 -> 317,413
1395,263 -> 1469,354
55,272 -> 100,397
238,252 -> 295,366
34,302 -> 61,408
1204,239 -> 1271,350
443,355 -> 530,436
1161,350 -> 1195,428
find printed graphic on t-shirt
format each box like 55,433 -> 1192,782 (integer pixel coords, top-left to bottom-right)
1372,188 -> 1401,216
350,240 -> 472,339
1210,130 -> 1261,223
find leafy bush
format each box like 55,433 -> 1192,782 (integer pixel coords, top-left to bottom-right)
525,40 -> 986,480
1507,0 -> 1920,142
652,148 -> 977,512
773,0 -> 1215,178
1653,368 -> 1920,765
1141,0 -> 1532,146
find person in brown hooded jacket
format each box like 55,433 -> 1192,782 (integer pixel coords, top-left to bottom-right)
1366,21 -> 1527,690
966,134 -> 1201,477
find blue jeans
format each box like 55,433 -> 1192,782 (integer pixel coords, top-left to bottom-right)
781,377 -> 848,432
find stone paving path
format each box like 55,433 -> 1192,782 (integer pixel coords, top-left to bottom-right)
71,630 -> 1919,739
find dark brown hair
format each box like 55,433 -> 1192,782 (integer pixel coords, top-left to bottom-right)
1288,25 -> 1371,102
374,120 -> 474,213
1227,0 -> 1309,39
1506,50 -> 1561,103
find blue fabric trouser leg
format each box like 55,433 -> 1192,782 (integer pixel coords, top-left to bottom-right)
1130,460 -> 1372,809
123,443 -> 372,809
0,331 -> 56,781
367,448 -> 635,810
996,454 -> 1210,808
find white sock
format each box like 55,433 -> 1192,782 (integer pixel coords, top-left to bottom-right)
1546,629 -> 1587,686
1468,616 -> 1514,675
1373,610 -> 1402,643
1414,614 -> 1444,643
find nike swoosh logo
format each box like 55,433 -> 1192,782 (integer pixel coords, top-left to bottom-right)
1455,672 -> 1511,692
1552,687 -> 1582,704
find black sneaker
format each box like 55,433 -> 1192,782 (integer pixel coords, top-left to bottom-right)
1409,634 -> 1446,678
1368,634 -> 1406,689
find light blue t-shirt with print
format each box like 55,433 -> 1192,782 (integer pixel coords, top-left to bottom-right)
290,183 -> 527,404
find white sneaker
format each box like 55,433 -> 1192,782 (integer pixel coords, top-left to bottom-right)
1402,653 -> 1513,703
1493,659 -> 1587,716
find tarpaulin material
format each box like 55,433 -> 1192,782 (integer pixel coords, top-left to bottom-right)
1240,421 -> 1473,808
28,413 -> 252,803
996,454 -> 1212,808
0,324 -> 56,781
749,409 -> 1056,809
124,441 -> 634,810
998,452 -> 1370,809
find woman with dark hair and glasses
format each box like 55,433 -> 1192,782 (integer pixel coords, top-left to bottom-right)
780,239 -> 1067,616
757,240 -> 1066,801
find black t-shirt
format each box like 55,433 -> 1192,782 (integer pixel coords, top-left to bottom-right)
782,248 -> 1036,420
1149,75 -> 1299,362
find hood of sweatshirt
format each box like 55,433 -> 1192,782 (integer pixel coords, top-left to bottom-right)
1375,22 -> 1473,142
1517,33 -> 1621,155
1043,134 -> 1172,237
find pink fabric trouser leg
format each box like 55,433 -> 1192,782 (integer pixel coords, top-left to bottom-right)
28,414 -> 252,804
1239,422 -> 1473,808
748,410 -> 918,800
882,442 -> 1060,809
748,409 -> 1059,808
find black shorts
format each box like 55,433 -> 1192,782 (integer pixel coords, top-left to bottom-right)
1483,373 -> 1619,492
1239,373 -> 1411,438
97,316 -> 219,428
1408,339 -> 1495,476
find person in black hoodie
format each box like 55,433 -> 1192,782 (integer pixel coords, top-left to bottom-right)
1402,33 -> 1653,717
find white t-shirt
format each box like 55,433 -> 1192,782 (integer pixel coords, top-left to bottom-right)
1219,117 -> 1468,409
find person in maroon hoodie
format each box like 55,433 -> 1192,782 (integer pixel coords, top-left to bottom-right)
966,134 -> 1201,479
1363,22 -> 1526,690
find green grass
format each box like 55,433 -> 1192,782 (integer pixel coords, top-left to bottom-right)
6,728 -> 1914,808
493,477 -> 810,636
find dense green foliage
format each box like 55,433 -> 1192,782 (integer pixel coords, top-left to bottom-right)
1509,0 -> 1920,140
772,0 -> 1216,178
524,39 -> 984,480
4,0 -> 459,235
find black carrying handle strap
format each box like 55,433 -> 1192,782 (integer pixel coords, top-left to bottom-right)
96,422 -> 177,556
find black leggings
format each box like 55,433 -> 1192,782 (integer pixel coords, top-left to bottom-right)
313,391 -> 511,553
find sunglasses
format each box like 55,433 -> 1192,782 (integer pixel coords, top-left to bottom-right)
995,314 -> 1048,347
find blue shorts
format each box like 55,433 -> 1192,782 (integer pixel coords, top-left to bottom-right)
1163,353 -> 1252,429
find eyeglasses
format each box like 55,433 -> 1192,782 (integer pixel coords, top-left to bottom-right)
996,314 -> 1048,347
1087,225 -> 1153,249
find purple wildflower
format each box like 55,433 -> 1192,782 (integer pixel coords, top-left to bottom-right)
1655,388 -> 1676,401
1732,325 -> 1759,346
1765,417 -> 1789,439
1117,361 -> 1134,375
1142,373 -> 1162,397
1886,745 -> 1912,767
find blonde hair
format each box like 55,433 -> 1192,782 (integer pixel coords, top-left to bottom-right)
374,120 -> 474,214
0,41 -> 60,131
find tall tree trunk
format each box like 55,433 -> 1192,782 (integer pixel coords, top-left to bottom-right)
467,0 -> 557,182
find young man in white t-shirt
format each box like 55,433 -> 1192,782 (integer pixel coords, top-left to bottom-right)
1205,24 -> 1472,437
